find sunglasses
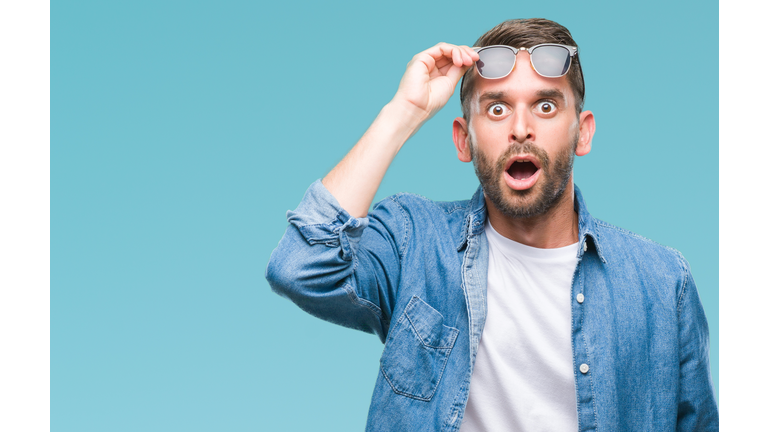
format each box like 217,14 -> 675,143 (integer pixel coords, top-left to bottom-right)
472,43 -> 578,79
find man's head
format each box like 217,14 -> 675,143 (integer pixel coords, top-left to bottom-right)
460,18 -> 585,121
452,18 -> 595,221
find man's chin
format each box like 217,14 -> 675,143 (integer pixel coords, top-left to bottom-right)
488,183 -> 546,219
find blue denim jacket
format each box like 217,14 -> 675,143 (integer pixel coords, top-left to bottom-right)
266,180 -> 718,431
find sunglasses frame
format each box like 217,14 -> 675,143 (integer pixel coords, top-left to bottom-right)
472,43 -> 579,79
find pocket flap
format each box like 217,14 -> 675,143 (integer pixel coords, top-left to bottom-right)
404,296 -> 458,349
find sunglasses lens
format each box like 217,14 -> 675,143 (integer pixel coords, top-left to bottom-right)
476,47 -> 516,79
530,45 -> 572,77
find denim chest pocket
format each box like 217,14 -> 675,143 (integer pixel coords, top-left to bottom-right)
380,296 -> 460,401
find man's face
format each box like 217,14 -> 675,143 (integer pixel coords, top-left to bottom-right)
470,129 -> 577,219
455,51 -> 591,219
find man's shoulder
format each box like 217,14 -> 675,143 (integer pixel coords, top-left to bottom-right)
368,192 -> 475,249
590,216 -> 689,273
372,192 -> 473,219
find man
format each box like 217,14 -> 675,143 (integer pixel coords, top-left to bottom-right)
266,18 -> 718,431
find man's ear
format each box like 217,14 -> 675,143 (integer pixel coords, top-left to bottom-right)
575,110 -> 595,157
453,117 -> 472,163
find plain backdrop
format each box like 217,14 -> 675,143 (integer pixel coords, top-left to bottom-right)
52,0 -> 718,430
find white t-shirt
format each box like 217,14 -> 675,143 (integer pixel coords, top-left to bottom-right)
460,221 -> 579,432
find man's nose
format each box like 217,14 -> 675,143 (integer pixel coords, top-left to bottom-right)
509,110 -> 534,143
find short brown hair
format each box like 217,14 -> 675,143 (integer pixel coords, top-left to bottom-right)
460,18 -> 585,120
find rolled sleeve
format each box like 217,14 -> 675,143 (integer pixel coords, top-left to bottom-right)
266,180 -> 405,342
287,180 -> 370,261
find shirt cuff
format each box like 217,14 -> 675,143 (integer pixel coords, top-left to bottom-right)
286,179 -> 369,260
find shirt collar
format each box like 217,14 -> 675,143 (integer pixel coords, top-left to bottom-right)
573,184 -> 607,263
455,186 -> 487,251
457,184 -> 607,263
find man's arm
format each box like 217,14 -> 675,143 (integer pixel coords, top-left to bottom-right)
266,43 -> 477,339
323,43 -> 478,217
676,256 -> 719,431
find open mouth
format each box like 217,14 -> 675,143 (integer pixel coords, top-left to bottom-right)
507,159 -> 539,180
503,156 -> 542,191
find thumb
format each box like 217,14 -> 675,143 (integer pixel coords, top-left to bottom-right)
446,64 -> 472,88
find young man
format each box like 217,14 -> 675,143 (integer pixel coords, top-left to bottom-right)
266,18 -> 718,431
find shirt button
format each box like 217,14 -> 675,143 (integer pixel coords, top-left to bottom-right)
583,242 -> 588,252
579,363 -> 589,374
577,293 -> 585,304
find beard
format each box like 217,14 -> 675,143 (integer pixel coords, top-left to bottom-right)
470,135 -> 577,219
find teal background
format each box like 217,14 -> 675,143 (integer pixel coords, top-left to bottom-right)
52,0 -> 718,430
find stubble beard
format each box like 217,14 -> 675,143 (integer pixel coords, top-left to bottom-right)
469,134 -> 578,219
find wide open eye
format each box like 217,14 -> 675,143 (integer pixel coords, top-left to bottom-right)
488,103 -> 509,117
536,101 -> 556,114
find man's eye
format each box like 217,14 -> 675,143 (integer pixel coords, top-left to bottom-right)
537,101 -> 556,114
488,104 -> 508,116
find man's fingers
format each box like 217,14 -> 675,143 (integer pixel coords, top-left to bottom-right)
411,51 -> 437,73
416,43 -> 477,77
463,45 -> 480,62
436,62 -> 453,75
421,43 -> 474,69
450,45 -> 476,67
446,63 -> 472,84
396,43 -> 476,115
450,44 -> 477,65
434,56 -> 454,70
454,47 -> 465,67
457,47 -> 472,66
420,43 -> 450,61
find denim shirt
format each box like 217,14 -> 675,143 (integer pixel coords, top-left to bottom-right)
265,180 -> 718,432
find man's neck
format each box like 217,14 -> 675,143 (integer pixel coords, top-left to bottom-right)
485,182 -> 579,249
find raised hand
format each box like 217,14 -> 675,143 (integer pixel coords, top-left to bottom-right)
391,43 -> 479,123
322,43 -> 478,217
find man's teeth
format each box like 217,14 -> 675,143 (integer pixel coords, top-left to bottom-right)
519,159 -> 529,163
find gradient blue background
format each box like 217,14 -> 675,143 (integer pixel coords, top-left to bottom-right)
53,0 -> 718,430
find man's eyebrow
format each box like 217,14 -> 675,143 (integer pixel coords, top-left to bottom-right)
477,91 -> 506,104
477,89 -> 566,104
536,89 -> 566,100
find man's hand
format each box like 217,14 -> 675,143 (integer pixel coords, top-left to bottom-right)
391,43 -> 479,123
322,43 -> 478,218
